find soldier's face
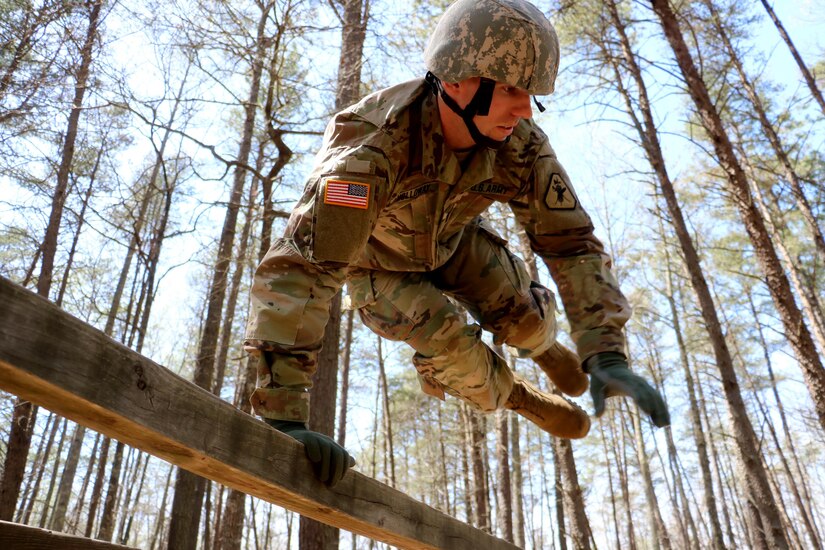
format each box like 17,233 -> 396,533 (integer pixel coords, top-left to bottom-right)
451,78 -> 534,140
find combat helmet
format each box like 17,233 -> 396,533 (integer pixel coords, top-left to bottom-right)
424,0 -> 560,149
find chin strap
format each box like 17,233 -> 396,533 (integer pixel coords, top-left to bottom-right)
426,71 -> 508,150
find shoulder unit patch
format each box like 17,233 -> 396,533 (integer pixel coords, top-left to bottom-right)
545,173 -> 577,210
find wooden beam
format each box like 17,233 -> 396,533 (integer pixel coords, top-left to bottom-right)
0,520 -> 140,550
0,276 -> 519,550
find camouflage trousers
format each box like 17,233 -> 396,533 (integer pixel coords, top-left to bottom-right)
247,223 -> 557,421
349,223 -> 557,412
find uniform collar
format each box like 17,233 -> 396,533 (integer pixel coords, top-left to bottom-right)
420,91 -> 495,189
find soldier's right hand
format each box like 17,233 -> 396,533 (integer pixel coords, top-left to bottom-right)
266,419 -> 355,486
585,352 -> 670,428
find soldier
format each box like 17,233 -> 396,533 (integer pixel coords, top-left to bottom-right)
245,0 -> 669,486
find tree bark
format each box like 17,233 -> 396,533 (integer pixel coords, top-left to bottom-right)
509,411 -> 525,548
467,407 -> 490,532
218,29 -> 296,544
49,423 -> 87,531
38,418 -> 68,528
555,437 -> 592,550
337,309 -> 355,447
214,176 -> 258,397
731,131 -> 825,354
495,410 -> 513,542
0,403 -> 36,520
630,405 -> 671,550
300,0 -> 369,546
377,338 -> 396,485
85,436 -> 111,538
97,440 -> 125,541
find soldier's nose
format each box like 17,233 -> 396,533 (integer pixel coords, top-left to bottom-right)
513,95 -> 532,119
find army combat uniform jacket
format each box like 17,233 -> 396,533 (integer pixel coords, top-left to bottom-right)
245,79 -> 630,422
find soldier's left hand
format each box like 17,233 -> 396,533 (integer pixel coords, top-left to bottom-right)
585,352 -> 670,427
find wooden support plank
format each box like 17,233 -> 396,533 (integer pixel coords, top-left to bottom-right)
0,520 -> 140,550
0,276 -> 519,550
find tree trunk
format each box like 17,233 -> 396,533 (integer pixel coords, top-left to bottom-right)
435,406 -> 452,515
214,177 -> 258,396
509,412 -> 525,548
167,0 -> 267,544
1,405 -> 39,520
747,291 -> 823,549
218,58 -> 295,549
120,453 -> 149,545
460,417 -> 473,524
56,172 -> 97,307
466,407 -> 490,532
657,206 -> 725,549
555,437 -> 591,550
1,0 -> 103,523
20,412 -> 59,524
150,466 -> 174,550
651,0 -> 825,440
377,338 -> 396,485
97,440 -> 125,541
215,181 -> 263,550
703,0 -> 825,265
593,3 -> 797,548
630,405 -> 671,550
37,0 -> 101,297
758,0 -> 825,115
337,309 -> 355,447
50,423 -> 87,531
70,431 -> 99,529
38,417 -> 68,528
732,133 -> 825,354
616,418 -> 637,550
85,436 -> 111,538
114,447 -> 139,542
495,410 -> 513,542
300,0 -> 369,546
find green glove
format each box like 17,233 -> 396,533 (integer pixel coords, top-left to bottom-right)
266,419 -> 355,486
584,352 -> 670,427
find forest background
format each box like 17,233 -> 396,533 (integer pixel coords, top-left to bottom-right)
1,0 -> 824,548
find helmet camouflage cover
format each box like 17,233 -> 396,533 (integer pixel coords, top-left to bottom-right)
424,0 -> 560,95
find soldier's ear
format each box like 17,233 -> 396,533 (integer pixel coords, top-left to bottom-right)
442,78 -> 480,104
441,80 -> 461,93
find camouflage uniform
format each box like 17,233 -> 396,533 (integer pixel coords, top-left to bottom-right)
244,79 -> 630,422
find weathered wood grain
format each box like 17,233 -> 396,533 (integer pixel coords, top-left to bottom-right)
0,276 -> 519,550
0,520 -> 140,550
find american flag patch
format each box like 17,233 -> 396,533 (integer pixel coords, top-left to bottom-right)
324,179 -> 370,209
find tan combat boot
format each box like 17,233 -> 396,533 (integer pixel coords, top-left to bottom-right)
505,377 -> 590,439
533,342 -> 589,397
